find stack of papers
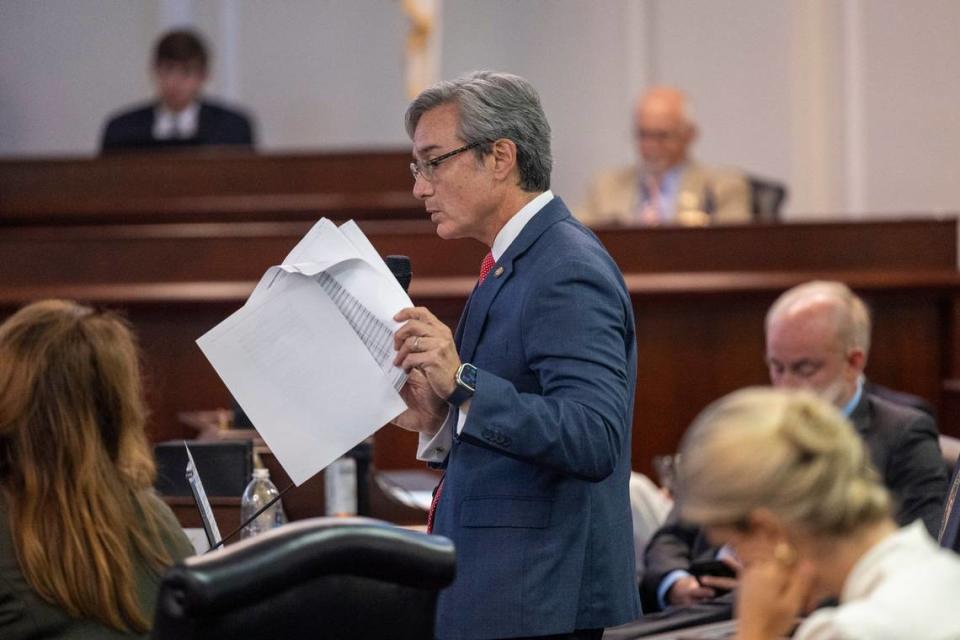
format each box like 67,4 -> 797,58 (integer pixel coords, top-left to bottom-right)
197,219 -> 411,485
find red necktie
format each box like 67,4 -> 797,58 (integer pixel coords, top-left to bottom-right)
478,251 -> 495,284
427,252 -> 495,533
638,174 -> 662,225
426,479 -> 443,533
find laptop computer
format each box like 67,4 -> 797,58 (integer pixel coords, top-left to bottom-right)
185,443 -> 223,550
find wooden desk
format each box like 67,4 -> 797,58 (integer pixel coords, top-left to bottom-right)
4,220 -> 960,476
163,460 -> 431,534
604,616 -> 737,639
0,149 -> 421,226
3,151 -> 959,476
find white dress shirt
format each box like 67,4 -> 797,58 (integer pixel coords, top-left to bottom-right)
796,521 -> 960,639
153,102 -> 200,140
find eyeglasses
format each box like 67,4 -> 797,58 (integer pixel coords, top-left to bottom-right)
635,128 -> 681,143
410,141 -> 484,182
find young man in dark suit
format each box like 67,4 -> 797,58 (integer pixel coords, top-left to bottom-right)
641,281 -> 948,613
391,71 -> 640,640
100,29 -> 254,152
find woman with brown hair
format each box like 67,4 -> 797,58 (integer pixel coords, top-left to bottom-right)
676,387 -> 960,640
0,299 -> 194,637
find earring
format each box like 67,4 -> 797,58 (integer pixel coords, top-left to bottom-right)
773,541 -> 798,567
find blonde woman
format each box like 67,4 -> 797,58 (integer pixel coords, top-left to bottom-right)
0,300 -> 194,637
676,387 -> 960,640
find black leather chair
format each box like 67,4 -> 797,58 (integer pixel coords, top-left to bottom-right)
941,435 -> 960,475
747,175 -> 788,222
153,517 -> 456,640
940,459 -> 960,553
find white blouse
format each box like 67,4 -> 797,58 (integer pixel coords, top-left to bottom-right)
796,521 -> 960,640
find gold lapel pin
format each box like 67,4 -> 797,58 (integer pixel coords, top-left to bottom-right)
495,266 -> 505,278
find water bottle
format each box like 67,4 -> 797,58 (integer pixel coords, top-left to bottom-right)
324,456 -> 357,517
240,468 -> 286,539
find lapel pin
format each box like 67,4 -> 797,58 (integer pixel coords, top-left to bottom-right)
495,266 -> 505,278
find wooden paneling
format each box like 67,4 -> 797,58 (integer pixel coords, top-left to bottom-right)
3,271 -> 957,478
3,152 -> 959,480
4,217 -> 954,284
594,219 -> 956,272
0,149 -> 421,225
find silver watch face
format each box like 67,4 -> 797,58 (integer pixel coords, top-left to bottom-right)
458,363 -> 478,392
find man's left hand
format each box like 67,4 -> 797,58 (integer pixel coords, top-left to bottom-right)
391,368 -> 447,436
394,306 -> 460,400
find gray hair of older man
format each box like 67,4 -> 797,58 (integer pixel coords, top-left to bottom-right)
765,280 -> 872,357
404,70 -> 552,192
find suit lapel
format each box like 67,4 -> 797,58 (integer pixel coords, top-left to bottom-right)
454,283 -> 479,346
457,260 -> 508,362
677,164 -> 706,211
146,103 -> 160,140
457,197 -> 571,362
195,102 -> 210,141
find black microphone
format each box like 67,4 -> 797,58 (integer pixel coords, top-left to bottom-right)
386,255 -> 412,292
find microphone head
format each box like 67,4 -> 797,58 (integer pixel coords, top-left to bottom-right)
385,255 -> 412,292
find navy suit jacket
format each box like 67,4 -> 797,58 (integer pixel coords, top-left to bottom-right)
100,99 -> 254,152
432,197 -> 640,639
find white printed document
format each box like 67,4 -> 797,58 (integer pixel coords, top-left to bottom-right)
197,219 -> 411,486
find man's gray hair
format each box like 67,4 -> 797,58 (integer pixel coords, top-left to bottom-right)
765,280 -> 872,356
405,70 -> 552,192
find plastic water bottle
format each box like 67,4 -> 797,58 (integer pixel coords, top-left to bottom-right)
240,468 -> 286,539
324,456 -> 358,517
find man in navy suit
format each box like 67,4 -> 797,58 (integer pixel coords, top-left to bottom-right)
100,29 -> 254,152
391,71 -> 640,640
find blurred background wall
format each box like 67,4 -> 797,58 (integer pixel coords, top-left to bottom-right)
1,0 -> 958,220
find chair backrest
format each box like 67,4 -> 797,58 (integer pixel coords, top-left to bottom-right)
939,458 -> 960,552
152,517 -> 455,640
747,175 -> 787,222
940,435 -> 960,476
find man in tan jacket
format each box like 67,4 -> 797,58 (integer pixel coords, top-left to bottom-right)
579,87 -> 750,227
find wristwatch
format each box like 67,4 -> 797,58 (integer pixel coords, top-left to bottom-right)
447,363 -> 478,407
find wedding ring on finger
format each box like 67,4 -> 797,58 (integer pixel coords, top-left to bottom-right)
414,336 -> 421,351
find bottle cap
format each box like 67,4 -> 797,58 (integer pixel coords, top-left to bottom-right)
253,468 -> 269,479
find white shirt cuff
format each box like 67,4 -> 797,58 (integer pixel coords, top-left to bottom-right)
416,406 -> 456,462
456,402 -> 469,435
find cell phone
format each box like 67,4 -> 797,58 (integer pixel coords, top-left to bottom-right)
689,559 -> 737,580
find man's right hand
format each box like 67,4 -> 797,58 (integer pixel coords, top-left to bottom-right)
391,367 -> 447,436
667,575 -> 717,607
